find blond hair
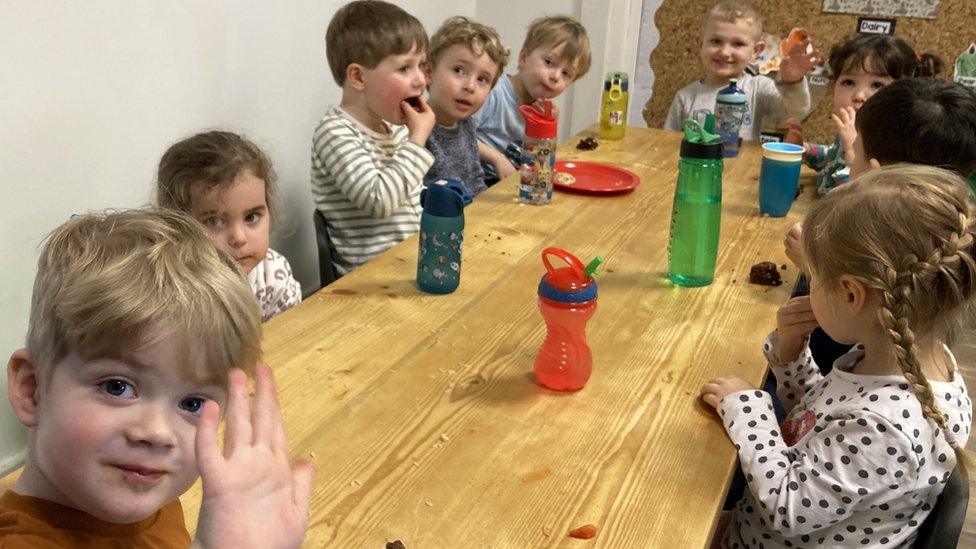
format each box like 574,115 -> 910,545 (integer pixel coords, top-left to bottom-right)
325,0 -> 429,86
522,16 -> 592,80
429,17 -> 510,86
803,165 -> 976,471
156,130 -> 279,227
703,0 -> 762,40
26,209 -> 262,389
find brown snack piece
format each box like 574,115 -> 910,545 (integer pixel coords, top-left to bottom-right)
749,261 -> 782,286
576,135 -> 598,150
386,541 -> 406,549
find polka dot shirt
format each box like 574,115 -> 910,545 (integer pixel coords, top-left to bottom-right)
718,332 -> 972,548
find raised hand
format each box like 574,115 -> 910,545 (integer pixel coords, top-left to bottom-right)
779,39 -> 820,84
192,364 -> 315,549
775,296 -> 819,365
832,106 -> 858,162
403,94 -> 437,146
783,222 -> 806,273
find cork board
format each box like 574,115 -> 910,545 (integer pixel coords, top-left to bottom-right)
643,0 -> 976,143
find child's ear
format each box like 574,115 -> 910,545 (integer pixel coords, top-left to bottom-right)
346,63 -> 367,91
838,275 -> 868,314
8,349 -> 40,427
517,49 -> 527,70
868,158 -> 882,171
423,61 -> 432,85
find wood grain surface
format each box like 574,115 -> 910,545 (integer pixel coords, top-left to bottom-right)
2,126 -> 816,547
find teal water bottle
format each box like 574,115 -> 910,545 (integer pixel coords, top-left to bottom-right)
417,179 -> 472,294
667,119 -> 724,287
715,78 -> 748,157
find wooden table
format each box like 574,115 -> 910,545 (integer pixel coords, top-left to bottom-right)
2,126 -> 815,546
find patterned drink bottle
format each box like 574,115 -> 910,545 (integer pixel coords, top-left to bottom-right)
417,179 -> 471,294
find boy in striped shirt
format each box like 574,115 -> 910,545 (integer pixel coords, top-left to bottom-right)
311,0 -> 436,275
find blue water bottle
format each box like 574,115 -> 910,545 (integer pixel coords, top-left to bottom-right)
417,179 -> 472,294
714,78 -> 748,157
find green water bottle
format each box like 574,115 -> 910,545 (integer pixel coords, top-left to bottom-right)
667,119 -> 724,287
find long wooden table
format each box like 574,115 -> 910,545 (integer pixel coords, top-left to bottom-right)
0,126 -> 814,546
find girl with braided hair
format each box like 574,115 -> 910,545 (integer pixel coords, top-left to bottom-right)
702,164 -> 973,548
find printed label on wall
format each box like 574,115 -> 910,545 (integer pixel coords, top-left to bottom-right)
822,0 -> 939,19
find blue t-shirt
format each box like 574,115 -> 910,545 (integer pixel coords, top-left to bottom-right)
473,75 -> 523,156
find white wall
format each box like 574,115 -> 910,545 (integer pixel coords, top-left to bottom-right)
0,0 -> 475,476
0,0 -> 643,475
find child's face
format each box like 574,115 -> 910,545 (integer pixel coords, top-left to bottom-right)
360,45 -> 427,127
516,43 -> 579,102
699,18 -> 761,85
426,44 -> 500,126
18,334 -> 225,523
192,170 -> 270,275
832,61 -> 893,113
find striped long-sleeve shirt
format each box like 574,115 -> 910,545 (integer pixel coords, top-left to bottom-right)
311,106 -> 434,275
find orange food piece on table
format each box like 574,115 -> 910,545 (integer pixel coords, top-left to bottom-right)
569,524 -> 598,539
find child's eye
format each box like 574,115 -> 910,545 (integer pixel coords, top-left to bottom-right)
453,66 -> 465,75
179,396 -> 206,415
245,212 -> 263,223
544,58 -> 554,67
871,81 -> 887,89
710,38 -> 722,45
101,379 -> 136,399
839,79 -> 855,87
477,75 -> 491,85
202,217 -> 224,228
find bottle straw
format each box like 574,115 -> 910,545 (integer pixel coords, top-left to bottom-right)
584,256 -> 605,278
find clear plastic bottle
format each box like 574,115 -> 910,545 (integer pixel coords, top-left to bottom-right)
714,78 -> 748,157
417,179 -> 471,294
518,102 -> 557,205
667,131 -> 724,287
533,247 -> 598,391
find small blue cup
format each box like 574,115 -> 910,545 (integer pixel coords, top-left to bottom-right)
759,142 -> 804,217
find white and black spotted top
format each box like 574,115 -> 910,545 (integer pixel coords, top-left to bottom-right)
719,332 -> 972,548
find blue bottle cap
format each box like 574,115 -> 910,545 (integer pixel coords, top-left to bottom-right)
421,179 -> 472,216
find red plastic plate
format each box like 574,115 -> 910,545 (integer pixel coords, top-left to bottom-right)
553,160 -> 641,194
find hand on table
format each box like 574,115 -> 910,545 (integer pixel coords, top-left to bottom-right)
192,364 -> 315,549
776,296 -> 819,365
783,222 -> 806,273
700,377 -> 756,410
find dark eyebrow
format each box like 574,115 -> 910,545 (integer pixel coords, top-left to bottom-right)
196,209 -> 220,216
245,205 -> 268,214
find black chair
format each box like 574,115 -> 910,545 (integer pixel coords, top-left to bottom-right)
914,466 -> 969,548
313,209 -> 339,288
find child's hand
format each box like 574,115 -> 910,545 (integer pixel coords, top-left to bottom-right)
832,106 -> 857,161
192,364 -> 315,549
784,118 -> 804,146
700,377 -> 756,410
403,95 -> 436,146
776,296 -> 819,365
492,157 -> 517,179
778,39 -> 820,83
533,98 -> 559,120
783,222 -> 806,273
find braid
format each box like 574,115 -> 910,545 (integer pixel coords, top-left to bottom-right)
877,263 -> 949,430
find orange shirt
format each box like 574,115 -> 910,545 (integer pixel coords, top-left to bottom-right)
0,490 -> 190,548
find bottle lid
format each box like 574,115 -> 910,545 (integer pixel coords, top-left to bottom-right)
538,247 -> 597,303
717,78 -> 747,102
421,179 -> 472,216
681,138 -> 724,159
519,102 -> 557,139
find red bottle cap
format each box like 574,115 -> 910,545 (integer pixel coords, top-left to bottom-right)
538,247 -> 597,303
519,102 -> 557,139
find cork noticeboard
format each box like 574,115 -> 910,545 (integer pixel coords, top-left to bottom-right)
642,0 -> 976,143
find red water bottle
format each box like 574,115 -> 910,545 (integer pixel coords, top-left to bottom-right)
534,247 -> 599,391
